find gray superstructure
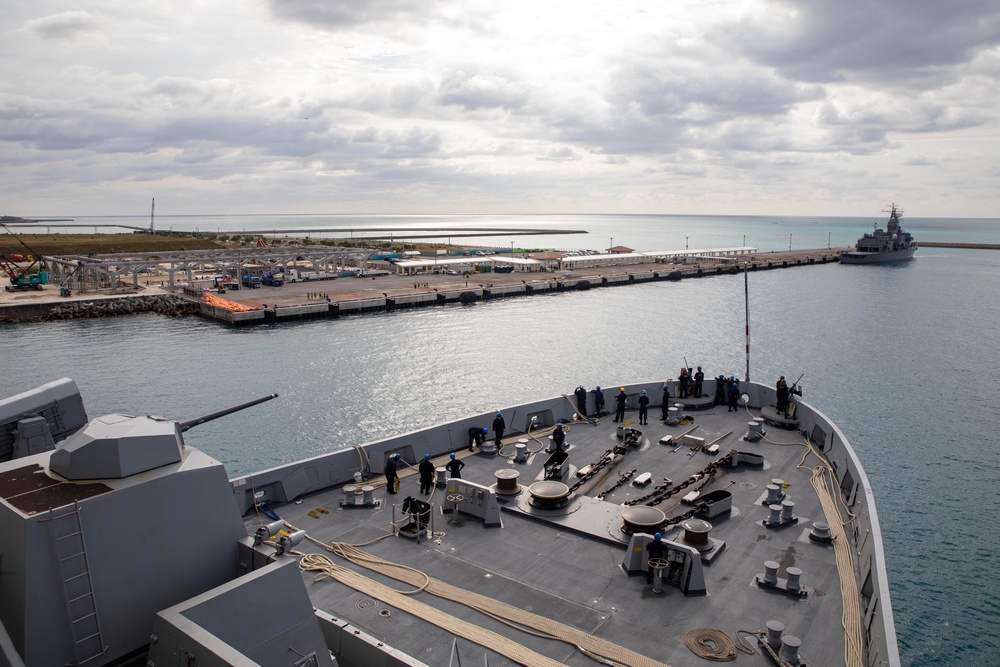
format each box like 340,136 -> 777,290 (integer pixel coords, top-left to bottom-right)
840,204 -> 917,264
0,379 -> 900,667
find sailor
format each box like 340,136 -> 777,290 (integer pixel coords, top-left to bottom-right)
614,387 -> 627,422
552,423 -> 566,452
693,366 -> 705,398
776,376 -> 790,416
574,385 -> 588,418
638,390 -> 649,425
661,384 -> 671,420
385,453 -> 401,494
646,533 -> 667,584
468,426 -> 487,451
492,412 -> 506,447
727,382 -> 740,412
714,375 -> 727,406
592,386 -> 606,417
446,453 -> 465,479
678,368 -> 691,398
418,454 -> 435,494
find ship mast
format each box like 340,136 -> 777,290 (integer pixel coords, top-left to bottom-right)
744,261 -> 750,383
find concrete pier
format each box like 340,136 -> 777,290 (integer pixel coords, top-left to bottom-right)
1,247 -> 842,325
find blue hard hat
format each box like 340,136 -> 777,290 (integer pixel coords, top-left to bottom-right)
496,412 -> 502,417
556,424 -> 563,429
423,454 -> 430,460
641,390 -> 646,394
394,453 -> 401,459
450,453 -> 456,459
654,532 -> 662,540
596,385 -> 601,390
663,385 -> 669,389
483,428 -> 488,434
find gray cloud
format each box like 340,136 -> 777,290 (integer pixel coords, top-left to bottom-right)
20,10 -> 98,39
266,0 -> 431,30
437,70 -> 532,111
721,0 -> 1000,84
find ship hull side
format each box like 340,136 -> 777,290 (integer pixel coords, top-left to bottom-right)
839,248 -> 917,264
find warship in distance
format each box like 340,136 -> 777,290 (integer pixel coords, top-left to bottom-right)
0,377 -> 900,667
840,204 -> 917,264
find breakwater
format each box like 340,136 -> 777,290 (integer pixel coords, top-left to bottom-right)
0,294 -> 197,323
919,242 -> 1000,249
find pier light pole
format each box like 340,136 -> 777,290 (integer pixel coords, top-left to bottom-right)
789,234 -> 792,251
828,232 -> 831,249
610,237 -> 613,252
743,234 -> 746,247
686,236 -> 689,250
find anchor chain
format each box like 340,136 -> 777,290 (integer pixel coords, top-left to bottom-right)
567,445 -> 628,493
624,454 -> 732,507
596,469 -> 636,500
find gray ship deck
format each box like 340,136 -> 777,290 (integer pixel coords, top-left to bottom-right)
246,397 -> 854,667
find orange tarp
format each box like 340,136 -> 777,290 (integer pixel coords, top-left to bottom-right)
202,291 -> 260,312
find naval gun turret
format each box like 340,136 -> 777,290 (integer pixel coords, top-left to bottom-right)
49,393 -> 278,480
0,390 -> 278,667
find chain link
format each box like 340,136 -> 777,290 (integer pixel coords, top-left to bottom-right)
596,469 -> 636,500
624,453 -> 732,507
567,444 -> 629,493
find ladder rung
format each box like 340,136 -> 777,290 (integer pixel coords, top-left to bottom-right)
67,592 -> 94,604
57,530 -> 82,540
76,631 -> 102,643
65,572 -> 91,583
71,612 -> 97,625
60,552 -> 85,562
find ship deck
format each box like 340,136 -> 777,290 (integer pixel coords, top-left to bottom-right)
245,397 -> 850,667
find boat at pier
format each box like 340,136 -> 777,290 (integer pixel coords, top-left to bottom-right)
0,375 -> 899,666
840,204 -> 917,264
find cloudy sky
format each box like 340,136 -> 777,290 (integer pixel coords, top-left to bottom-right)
2,0 -> 999,217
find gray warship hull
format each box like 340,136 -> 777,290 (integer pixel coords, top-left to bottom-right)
0,378 -> 900,667
839,247 -> 917,264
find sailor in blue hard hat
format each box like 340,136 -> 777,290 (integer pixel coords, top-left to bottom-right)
492,412 -> 506,448
468,425 -> 486,451
552,423 -> 566,452
661,383 -> 672,421
638,389 -> 650,425
418,454 -> 434,495
646,532 -> 667,584
592,385 -> 606,417
446,452 -> 465,479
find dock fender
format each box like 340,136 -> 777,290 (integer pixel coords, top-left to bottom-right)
577,280 -> 592,290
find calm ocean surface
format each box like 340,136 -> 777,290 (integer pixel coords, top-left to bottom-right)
4,214 -> 1000,666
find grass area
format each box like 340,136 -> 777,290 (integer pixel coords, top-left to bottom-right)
0,233 -> 225,256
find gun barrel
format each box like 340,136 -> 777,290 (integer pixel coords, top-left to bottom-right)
179,393 -> 278,432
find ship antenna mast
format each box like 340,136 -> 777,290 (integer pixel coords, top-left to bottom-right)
744,260 -> 750,383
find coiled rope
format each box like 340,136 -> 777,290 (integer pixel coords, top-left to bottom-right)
683,628 -> 751,661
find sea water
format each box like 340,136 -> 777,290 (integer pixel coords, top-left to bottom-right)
3,214 -> 999,666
